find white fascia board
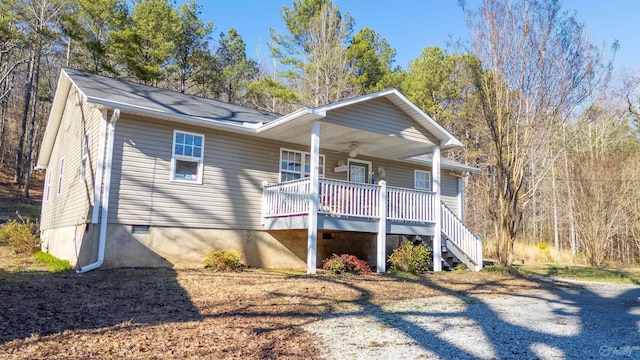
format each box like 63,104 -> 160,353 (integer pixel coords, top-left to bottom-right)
390,90 -> 464,148
310,88 -> 464,149
86,97 -> 256,134
407,157 -> 480,173
255,107 -> 326,133
35,71 -> 73,169
62,68 -> 89,103
311,88 -> 397,113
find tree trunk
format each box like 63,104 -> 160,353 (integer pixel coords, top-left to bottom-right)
24,36 -> 43,199
0,62 -> 9,169
562,125 -> 577,255
15,50 -> 35,197
551,156 -> 559,249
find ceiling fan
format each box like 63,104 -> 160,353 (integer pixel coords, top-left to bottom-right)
333,142 -> 367,158
348,143 -> 359,158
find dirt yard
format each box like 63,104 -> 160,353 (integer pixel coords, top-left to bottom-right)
0,267 -> 548,359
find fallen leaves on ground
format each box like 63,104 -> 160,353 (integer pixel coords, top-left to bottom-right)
0,268 -> 545,359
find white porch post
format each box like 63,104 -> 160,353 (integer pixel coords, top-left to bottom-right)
377,180 -> 387,272
307,121 -> 321,274
458,177 -> 464,221
432,146 -> 442,272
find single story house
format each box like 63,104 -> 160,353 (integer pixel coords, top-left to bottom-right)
37,68 -> 482,274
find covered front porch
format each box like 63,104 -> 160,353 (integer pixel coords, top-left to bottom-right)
253,89 -> 482,273
262,177 -> 482,272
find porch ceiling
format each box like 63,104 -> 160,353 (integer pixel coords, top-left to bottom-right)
256,119 -> 439,160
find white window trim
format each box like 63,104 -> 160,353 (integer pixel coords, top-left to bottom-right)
414,169 -> 432,191
279,148 -> 325,182
81,131 -> 90,181
171,130 -> 205,184
44,171 -> 51,201
57,157 -> 65,194
347,159 -> 373,184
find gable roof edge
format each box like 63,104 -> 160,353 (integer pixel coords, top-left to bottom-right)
36,69 -> 75,169
389,90 -> 464,148
256,107 -> 326,133
311,89 -> 464,149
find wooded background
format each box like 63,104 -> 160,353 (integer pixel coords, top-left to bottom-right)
1,0 -> 638,266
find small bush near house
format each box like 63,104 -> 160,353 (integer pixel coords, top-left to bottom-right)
454,263 -> 468,272
203,250 -> 244,271
34,251 -> 73,272
388,241 -> 431,274
322,254 -> 372,275
0,215 -> 40,255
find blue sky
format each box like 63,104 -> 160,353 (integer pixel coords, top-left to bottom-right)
193,0 -> 638,73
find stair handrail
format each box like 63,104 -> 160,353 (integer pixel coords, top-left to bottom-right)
440,202 -> 482,267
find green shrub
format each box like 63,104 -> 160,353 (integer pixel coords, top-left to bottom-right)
388,241 -> 431,274
204,250 -> 244,271
322,254 -> 372,275
454,263 -> 468,271
0,215 -> 40,255
34,251 -> 73,272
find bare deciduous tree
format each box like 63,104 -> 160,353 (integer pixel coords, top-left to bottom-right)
464,0 -> 608,265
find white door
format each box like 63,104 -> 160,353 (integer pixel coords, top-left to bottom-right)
349,161 -> 370,183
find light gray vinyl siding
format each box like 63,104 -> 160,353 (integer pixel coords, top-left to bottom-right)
323,98 -> 439,144
441,173 -> 460,215
40,87 -> 102,230
108,115 -> 463,229
109,116 -> 283,228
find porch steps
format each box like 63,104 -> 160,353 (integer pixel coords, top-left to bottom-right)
401,235 -> 459,271
402,226 -> 482,272
440,203 -> 483,271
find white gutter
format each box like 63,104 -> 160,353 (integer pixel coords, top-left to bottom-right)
87,97 -> 256,134
77,108 -> 119,273
255,107 -> 314,133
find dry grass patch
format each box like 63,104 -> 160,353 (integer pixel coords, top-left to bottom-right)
0,268 -> 547,359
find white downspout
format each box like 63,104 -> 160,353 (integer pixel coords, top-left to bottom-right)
77,108 -> 119,273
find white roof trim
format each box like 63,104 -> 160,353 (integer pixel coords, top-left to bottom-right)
36,71 -> 73,169
407,156 -> 480,173
390,90 -> 463,148
256,108 -> 327,133
312,88 -> 398,112
39,69 -> 466,171
310,88 -> 463,148
86,97 -> 255,133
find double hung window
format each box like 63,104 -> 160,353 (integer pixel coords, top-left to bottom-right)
172,130 -> 204,184
414,170 -> 432,191
280,149 -> 325,182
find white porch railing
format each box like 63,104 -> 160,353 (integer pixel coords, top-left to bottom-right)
263,179 -> 482,270
387,187 -> 436,222
318,178 -> 380,218
263,179 -> 437,222
441,203 -> 482,267
263,178 -> 310,217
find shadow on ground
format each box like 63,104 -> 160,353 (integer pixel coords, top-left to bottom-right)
302,272 -> 640,359
0,268 -> 202,344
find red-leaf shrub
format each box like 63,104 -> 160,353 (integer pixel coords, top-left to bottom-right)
322,254 -> 372,275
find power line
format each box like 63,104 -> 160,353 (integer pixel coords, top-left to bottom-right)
540,178 -> 640,182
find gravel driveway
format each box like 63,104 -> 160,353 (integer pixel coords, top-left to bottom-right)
305,278 -> 640,359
